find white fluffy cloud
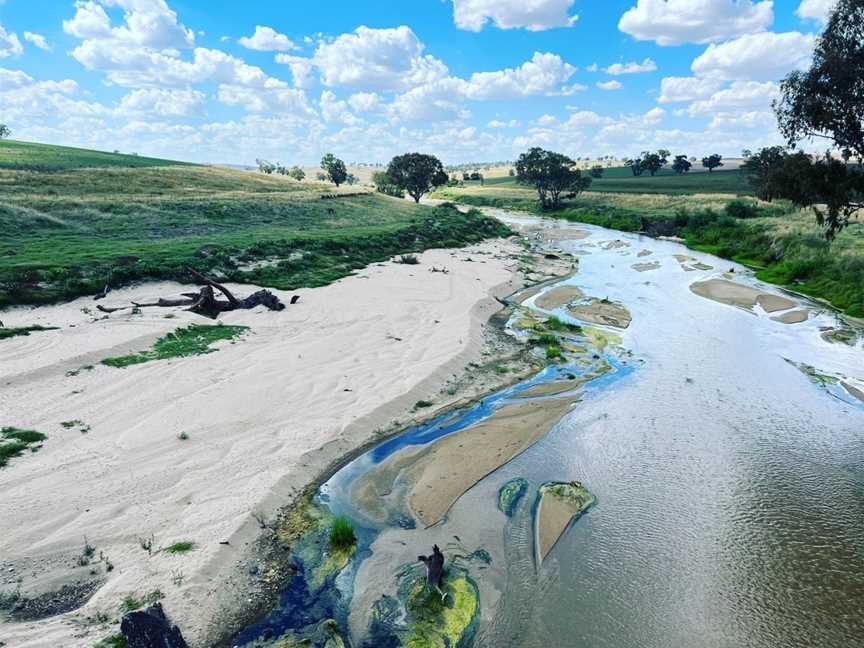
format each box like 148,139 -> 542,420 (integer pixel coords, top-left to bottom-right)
347,92 -> 383,113
687,80 -> 779,116
278,26 -> 448,92
23,32 -> 51,51
691,32 -> 816,82
796,0 -> 837,22
465,52 -> 576,99
452,0 -> 578,32
604,58 -> 657,75
0,23 -> 23,58
63,0 -> 194,49
658,76 -> 723,103
619,0 -> 773,46
217,84 -> 315,115
388,77 -> 470,122
238,26 -> 298,52
117,88 -> 205,116
597,80 -> 623,90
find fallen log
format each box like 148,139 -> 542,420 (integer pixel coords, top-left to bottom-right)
97,268 -> 290,318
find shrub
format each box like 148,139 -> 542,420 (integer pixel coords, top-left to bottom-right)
414,399 -> 433,409
396,254 -> 420,265
725,200 -> 759,219
546,345 -> 562,360
329,516 -> 356,551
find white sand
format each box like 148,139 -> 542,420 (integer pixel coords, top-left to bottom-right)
0,241 -> 521,647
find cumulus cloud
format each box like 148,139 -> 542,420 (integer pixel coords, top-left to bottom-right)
465,52 -> 576,99
452,0 -> 578,32
277,26 -> 448,92
117,88 -> 205,117
487,119 -> 519,128
618,0 -> 773,46
63,0 -> 195,49
0,23 -> 23,58
387,77 -> 470,122
23,32 -> 51,51
217,83 -> 315,115
597,80 -> 622,90
319,90 -> 362,125
796,0 -> 837,22
238,26 -> 298,52
691,32 -> 816,82
347,92 -> 383,113
658,76 -> 724,103
604,58 -> 657,75
687,80 -> 779,116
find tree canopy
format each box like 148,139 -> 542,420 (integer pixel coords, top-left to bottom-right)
763,0 -> 864,237
671,155 -> 692,174
320,153 -> 348,187
386,153 -> 448,203
0,124 -> 10,139
701,154 -> 723,172
515,147 -> 591,209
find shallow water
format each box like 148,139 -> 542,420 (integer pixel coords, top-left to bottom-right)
242,211 -> 864,647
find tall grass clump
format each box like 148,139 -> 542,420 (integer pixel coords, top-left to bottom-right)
329,516 -> 357,551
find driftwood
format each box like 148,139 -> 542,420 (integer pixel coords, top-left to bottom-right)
121,603 -> 189,648
96,267 -> 291,319
418,544 -> 445,597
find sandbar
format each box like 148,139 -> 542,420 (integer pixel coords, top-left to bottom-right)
534,285 -> 584,310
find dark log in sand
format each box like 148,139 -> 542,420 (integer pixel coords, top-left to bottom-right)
97,268 -> 290,318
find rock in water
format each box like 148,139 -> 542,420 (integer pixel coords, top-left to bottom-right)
534,481 -> 595,565
120,603 -> 189,648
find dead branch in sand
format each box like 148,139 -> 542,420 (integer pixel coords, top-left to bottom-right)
96,267 -> 295,319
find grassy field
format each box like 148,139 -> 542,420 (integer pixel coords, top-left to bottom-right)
0,143 -> 511,308
462,166 -> 750,195
0,139 -> 189,171
432,183 -> 864,318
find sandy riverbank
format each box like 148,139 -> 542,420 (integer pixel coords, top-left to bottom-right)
0,240 -> 538,647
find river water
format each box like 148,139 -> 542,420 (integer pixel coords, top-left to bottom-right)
244,211 -> 864,648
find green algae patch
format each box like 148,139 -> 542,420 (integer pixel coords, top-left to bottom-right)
1,426 -> 47,468
498,478 -> 528,517
0,325 -> 59,341
102,323 -> 248,367
535,481 -> 595,565
582,327 -> 621,351
402,569 -> 480,648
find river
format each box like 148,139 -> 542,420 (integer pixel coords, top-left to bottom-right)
238,210 -> 864,648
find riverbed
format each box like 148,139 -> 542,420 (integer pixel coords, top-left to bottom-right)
238,210 -> 864,648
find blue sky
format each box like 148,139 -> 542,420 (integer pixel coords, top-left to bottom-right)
0,0 -> 835,164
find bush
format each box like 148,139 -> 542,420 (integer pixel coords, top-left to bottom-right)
329,516 -> 356,550
725,200 -> 759,219
396,254 -> 419,265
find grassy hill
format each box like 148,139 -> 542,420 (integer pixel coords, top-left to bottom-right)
0,139 -> 190,171
0,143 -> 509,308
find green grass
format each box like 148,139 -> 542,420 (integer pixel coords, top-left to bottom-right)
0,149 -> 511,308
0,139 -> 189,171
101,324 -> 249,367
468,166 -> 750,195
329,515 -> 357,551
94,634 -> 127,648
162,541 -> 195,554
0,426 -> 47,468
0,324 -> 59,340
545,345 -> 562,360
120,590 -> 164,613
